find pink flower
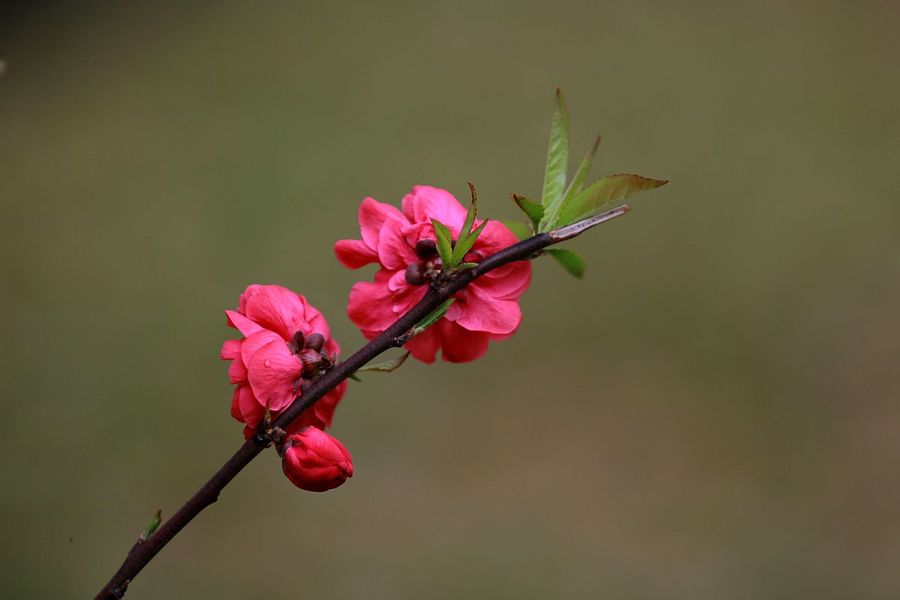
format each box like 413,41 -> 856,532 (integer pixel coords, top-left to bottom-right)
335,185 -> 531,363
281,427 -> 354,492
221,284 -> 347,439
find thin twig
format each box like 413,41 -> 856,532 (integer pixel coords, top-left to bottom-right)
93,205 -> 629,599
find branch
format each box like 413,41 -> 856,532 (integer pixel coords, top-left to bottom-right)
93,204 -> 629,599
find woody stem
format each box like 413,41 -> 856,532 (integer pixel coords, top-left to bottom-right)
93,205 -> 629,600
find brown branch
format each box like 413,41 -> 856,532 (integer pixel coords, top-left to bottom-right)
93,205 -> 629,599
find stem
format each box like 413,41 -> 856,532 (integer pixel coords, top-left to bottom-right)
93,205 -> 629,599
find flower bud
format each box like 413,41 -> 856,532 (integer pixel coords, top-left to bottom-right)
304,332 -> 325,352
299,348 -> 323,376
281,427 -> 353,492
405,262 -> 426,285
415,239 -> 438,259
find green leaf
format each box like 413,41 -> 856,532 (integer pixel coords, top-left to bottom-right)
458,262 -> 479,269
431,219 -> 454,266
557,174 -> 668,226
460,182 -> 479,239
539,88 -> 570,230
512,194 -> 544,229
560,134 -> 601,207
141,509 -> 162,542
348,373 -> 362,382
546,248 -> 586,279
451,219 -> 488,266
357,351 -> 410,374
414,298 -> 455,333
503,220 -> 532,241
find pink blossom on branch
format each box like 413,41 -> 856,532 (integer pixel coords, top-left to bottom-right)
281,427 -> 354,492
220,284 -> 347,439
335,185 -> 531,363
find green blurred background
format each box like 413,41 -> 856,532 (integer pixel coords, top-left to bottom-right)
2,1 -> 899,598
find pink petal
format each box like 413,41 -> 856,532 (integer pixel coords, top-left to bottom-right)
476,260 -> 532,299
302,301 -> 332,344
347,272 -> 399,333
401,186 -> 468,228
386,270 -> 428,315
246,339 -> 304,412
236,384 -> 265,425
453,284 -> 523,335
334,239 -> 377,269
220,339 -> 242,360
472,220 -> 521,255
230,387 -> 243,421
299,427 -> 353,463
440,320 -> 491,362
285,381 -> 347,433
404,325 -> 440,363
225,310 -> 264,337
228,357 -> 248,384
240,285 -> 308,341
240,330 -> 284,367
359,197 -> 407,250
376,219 -> 417,271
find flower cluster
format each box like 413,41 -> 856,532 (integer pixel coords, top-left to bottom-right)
221,284 -> 351,491
223,187 -> 532,492
335,185 -> 531,362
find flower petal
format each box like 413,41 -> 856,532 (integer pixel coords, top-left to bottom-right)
225,310 -> 264,337
240,330 -> 284,367
334,239 -> 377,269
386,270 -> 428,316
453,284 -> 523,335
246,339 -> 304,412
347,272 -> 399,333
220,339 -> 242,360
228,357 -> 248,384
359,196 -> 407,250
476,260 -> 532,299
376,219 -> 417,271
285,380 -> 347,433
240,285 -> 309,341
302,299 -> 332,345
235,383 -> 265,425
401,185 -> 468,229
440,320 -> 491,362
404,325 -> 440,363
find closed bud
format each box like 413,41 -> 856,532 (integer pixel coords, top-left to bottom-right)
415,239 -> 438,259
405,262 -> 426,285
299,348 -> 322,376
304,332 -> 325,352
281,427 -> 353,492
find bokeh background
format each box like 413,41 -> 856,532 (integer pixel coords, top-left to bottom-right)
2,1 -> 899,598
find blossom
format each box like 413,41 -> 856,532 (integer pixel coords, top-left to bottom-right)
220,284 -> 347,439
281,427 -> 354,492
335,185 -> 531,363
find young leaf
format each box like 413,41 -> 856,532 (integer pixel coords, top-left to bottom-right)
557,174 -> 668,227
546,248 -> 586,279
560,134 -> 601,207
140,509 -> 162,542
511,194 -> 544,229
414,298 -> 455,333
539,88 -> 570,228
503,220 -> 532,241
461,182 -> 479,238
458,262 -> 479,269
450,219 -> 488,266
357,351 -> 410,374
431,219 -> 454,267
